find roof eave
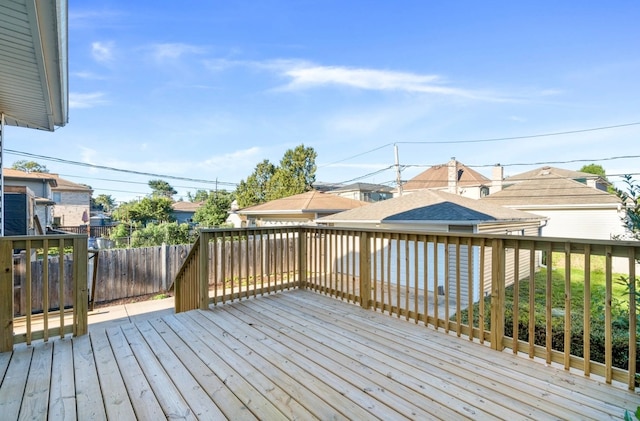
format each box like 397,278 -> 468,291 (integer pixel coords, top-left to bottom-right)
1,0 -> 68,131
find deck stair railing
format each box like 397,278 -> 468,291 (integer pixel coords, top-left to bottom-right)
0,234 -> 88,352
174,226 -> 640,390
174,227 -> 301,311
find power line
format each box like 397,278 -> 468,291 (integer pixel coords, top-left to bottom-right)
320,121 -> 640,167
403,154 -> 640,169
396,122 -> 640,145
6,149 -> 238,186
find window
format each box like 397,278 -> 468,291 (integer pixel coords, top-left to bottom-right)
53,192 -> 61,203
480,186 -> 490,197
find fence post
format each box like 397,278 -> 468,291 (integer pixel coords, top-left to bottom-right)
359,231 -> 372,309
161,242 -> 168,291
490,238 -> 505,350
298,227 -> 307,289
73,236 -> 89,336
199,231 -> 210,310
0,240 -> 14,352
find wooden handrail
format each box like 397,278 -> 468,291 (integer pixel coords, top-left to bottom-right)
0,234 -> 89,352
171,225 -> 640,390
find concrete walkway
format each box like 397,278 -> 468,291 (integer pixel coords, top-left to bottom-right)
88,296 -> 175,332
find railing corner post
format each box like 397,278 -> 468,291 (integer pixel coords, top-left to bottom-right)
490,238 -> 505,350
199,231 -> 210,310
73,236 -> 89,336
0,240 -> 14,352
359,231 -> 372,309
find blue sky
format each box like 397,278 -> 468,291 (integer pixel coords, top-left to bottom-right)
5,1 -> 640,203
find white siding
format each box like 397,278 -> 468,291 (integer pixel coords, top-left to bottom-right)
534,208 -> 624,240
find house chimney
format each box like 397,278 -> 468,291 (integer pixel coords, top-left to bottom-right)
447,157 -> 458,194
491,163 -> 504,194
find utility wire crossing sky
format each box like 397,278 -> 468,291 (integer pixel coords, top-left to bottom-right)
5,1 -> 640,202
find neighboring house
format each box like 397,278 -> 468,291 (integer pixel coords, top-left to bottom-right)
3,168 -> 57,233
482,176 -> 624,240
401,158 -> 498,199
225,200 -> 246,228
503,166 -> 611,192
51,175 -> 92,228
318,189 -> 545,235
3,185 -> 36,235
328,182 -> 393,203
171,201 -> 204,224
237,190 -> 368,227
317,189 -> 546,304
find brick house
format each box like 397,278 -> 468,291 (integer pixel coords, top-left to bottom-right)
51,175 -> 93,228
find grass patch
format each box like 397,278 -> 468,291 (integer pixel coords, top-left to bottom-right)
459,262 -> 638,372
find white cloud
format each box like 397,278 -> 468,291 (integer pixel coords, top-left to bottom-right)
91,41 -> 114,63
202,147 -> 262,168
72,71 -> 107,80
206,58 -> 506,100
147,43 -> 206,62
69,92 -> 107,108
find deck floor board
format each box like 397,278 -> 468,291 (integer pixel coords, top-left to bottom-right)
1,289 -> 639,420
270,291 -> 620,419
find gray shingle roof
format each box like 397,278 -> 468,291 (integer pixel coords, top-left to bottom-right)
483,177 -> 620,206
319,190 -> 543,224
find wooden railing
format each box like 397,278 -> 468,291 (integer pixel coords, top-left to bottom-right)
174,226 -> 640,390
174,227 -> 301,311
0,234 -> 88,352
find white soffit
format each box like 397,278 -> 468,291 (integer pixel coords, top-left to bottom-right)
0,0 -> 68,131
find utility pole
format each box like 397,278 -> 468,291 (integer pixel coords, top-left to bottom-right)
394,144 -> 403,197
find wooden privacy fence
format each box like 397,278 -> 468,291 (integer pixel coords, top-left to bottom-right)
90,243 -> 191,304
12,243 -> 193,316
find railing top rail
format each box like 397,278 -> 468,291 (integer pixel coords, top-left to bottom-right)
198,226 -> 302,235
0,234 -> 87,241
303,225 -> 640,245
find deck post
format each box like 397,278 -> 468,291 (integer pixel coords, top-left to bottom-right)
298,227 -> 307,289
199,231 -> 210,310
73,236 -> 89,336
490,238 -> 505,350
359,231 -> 372,309
0,240 -> 13,352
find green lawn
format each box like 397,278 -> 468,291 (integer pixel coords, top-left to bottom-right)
459,256 -> 637,371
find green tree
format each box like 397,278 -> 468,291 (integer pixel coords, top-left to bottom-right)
112,196 -> 174,226
236,159 -> 276,207
148,179 -> 177,199
580,163 -> 615,193
92,194 -> 116,212
580,163 -> 607,178
616,175 -> 640,240
193,190 -> 235,227
11,160 -> 49,173
266,144 -> 317,201
129,222 -> 193,247
235,145 -> 317,207
186,189 -> 211,202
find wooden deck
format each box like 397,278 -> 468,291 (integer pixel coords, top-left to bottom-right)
0,290 -> 638,420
